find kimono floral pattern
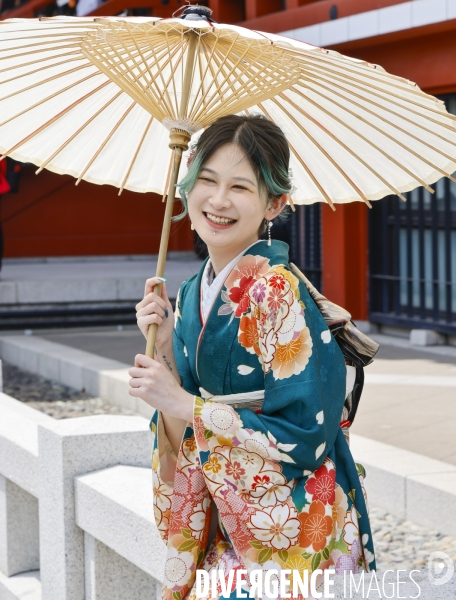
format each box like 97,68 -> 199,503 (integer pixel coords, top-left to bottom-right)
152,397 -> 374,600
151,245 -> 375,600
219,255 -> 313,380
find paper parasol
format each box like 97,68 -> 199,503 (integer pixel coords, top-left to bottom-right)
1,6 -> 455,355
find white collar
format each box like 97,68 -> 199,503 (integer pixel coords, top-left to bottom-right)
200,240 -> 263,323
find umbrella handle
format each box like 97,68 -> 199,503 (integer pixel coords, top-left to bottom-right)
145,145 -> 185,359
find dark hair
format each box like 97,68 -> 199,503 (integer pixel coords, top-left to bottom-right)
176,114 -> 292,232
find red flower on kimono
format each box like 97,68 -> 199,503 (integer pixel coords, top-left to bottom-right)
305,464 -> 336,505
229,275 -> 255,317
251,474 -> 271,490
269,274 -> 286,291
267,287 -> 284,311
225,461 -> 246,481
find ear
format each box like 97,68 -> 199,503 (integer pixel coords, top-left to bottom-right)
267,194 -> 288,219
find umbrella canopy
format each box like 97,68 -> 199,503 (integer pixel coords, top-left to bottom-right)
1,6 -> 456,356
1,12 -> 455,207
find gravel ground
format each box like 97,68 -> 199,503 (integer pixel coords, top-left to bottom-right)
2,361 -> 139,418
3,360 -> 456,571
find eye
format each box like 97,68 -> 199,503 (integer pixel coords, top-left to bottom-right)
233,184 -> 248,190
199,176 -> 215,184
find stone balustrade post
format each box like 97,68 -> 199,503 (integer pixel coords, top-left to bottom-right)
38,415 -> 152,600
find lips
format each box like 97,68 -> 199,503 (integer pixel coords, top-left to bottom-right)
204,212 -> 237,229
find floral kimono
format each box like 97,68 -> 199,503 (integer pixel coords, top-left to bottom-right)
150,240 -> 376,600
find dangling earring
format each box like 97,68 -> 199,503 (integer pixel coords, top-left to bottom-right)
267,220 -> 273,246
190,222 -> 195,230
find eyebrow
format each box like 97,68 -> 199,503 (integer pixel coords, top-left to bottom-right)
200,167 -> 256,187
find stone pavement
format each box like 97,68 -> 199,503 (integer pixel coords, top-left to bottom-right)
31,326 -> 456,466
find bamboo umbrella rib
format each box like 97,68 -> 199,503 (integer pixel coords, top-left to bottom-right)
81,45 -> 167,121
289,48 -> 435,102
119,113 -> 154,195
282,90 -> 436,193
191,30 -> 236,118
133,33 -> 183,115
198,44 -> 290,122
0,78 -> 111,160
299,72 -> 456,147
198,45 -> 254,121
299,61 -> 456,130
195,38 -> 254,116
191,30 -> 224,116
0,51 -> 83,77
0,70 -> 101,129
274,93 -> 407,201
125,22 -> 161,110
0,41 -> 85,63
36,88 -> 124,174
292,84 -> 456,183
152,39 -> 192,118
146,27 -> 183,117
90,26 -> 156,108
305,77 -> 453,152
294,78 -> 456,167
196,40 -> 225,119
288,47 -> 446,106
258,102 -> 335,209
0,56 -> 84,86
0,62 -> 93,103
166,27 -> 180,117
108,24 -> 160,99
75,101 -> 135,184
83,42 -> 161,116
275,94 -> 373,206
195,45 -> 249,119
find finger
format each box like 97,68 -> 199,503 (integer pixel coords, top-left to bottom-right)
136,293 -> 166,313
136,301 -> 166,319
128,387 -> 142,397
135,353 -> 155,368
128,377 -> 142,388
161,281 -> 172,306
144,277 -> 166,297
128,366 -> 147,378
137,315 -> 163,331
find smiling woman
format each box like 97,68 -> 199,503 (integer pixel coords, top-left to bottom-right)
130,114 -> 377,600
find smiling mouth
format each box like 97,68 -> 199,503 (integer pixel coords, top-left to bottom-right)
204,212 -> 237,226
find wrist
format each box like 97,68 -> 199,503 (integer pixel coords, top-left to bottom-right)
179,390 -> 194,423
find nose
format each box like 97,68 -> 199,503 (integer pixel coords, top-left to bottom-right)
208,185 -> 231,210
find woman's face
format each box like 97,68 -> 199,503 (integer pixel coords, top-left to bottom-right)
187,143 -> 275,260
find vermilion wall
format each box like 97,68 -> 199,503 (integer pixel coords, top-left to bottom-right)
1,165 -> 193,257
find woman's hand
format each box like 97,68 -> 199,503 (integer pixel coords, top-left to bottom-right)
128,354 -> 193,422
135,277 -> 174,349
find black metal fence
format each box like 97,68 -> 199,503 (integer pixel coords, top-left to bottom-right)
368,94 -> 456,335
288,203 -> 322,291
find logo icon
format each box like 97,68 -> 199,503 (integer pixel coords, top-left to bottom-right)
428,551 -> 454,586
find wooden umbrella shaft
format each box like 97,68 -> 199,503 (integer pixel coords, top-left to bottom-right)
145,146 -> 183,358
145,30 -> 198,359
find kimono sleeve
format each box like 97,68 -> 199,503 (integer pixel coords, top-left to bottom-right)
195,266 -> 347,477
149,283 -> 199,541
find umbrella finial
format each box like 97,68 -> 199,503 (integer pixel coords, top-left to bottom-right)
178,4 -> 214,21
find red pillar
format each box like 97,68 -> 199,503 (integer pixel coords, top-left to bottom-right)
321,202 -> 369,320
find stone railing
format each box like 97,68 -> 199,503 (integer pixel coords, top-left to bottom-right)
0,388 -> 165,600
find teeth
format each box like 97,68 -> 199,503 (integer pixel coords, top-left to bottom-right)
206,213 -> 236,225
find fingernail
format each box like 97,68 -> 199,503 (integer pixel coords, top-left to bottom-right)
164,308 -> 169,318
157,277 -> 167,282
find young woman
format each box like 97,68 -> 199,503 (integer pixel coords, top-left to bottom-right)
129,115 -> 376,600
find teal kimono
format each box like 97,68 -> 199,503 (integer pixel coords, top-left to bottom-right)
150,240 -> 376,600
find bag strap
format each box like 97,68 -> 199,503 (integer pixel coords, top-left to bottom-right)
289,263 -> 379,425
